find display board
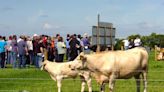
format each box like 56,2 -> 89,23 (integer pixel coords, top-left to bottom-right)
91,22 -> 116,46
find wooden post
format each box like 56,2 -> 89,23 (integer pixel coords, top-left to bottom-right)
111,45 -> 114,51
43,48 -> 48,60
110,27 -> 114,51
155,45 -> 157,61
121,46 -> 124,51
96,14 -> 100,52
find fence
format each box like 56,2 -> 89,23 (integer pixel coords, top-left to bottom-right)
0,70 -> 164,92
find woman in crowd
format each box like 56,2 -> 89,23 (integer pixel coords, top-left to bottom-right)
56,37 -> 66,62
6,36 -> 13,65
11,35 -> 18,68
47,36 -> 55,61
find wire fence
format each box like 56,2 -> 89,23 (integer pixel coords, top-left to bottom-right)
0,78 -> 164,84
0,77 -> 164,92
0,69 -> 164,92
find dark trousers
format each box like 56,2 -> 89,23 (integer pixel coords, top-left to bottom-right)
66,48 -> 70,60
57,54 -> 64,62
18,55 -> 26,68
28,50 -> 34,65
0,52 -> 6,68
70,49 -> 78,61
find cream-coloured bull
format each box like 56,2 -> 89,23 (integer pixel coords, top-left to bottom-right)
41,60 -> 92,92
70,47 -> 149,92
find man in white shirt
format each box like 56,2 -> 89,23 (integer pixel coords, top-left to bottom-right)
134,37 -> 141,47
123,39 -> 129,50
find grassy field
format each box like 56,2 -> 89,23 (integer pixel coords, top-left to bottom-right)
0,51 -> 164,92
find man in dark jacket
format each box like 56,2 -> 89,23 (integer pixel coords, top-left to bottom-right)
69,34 -> 80,61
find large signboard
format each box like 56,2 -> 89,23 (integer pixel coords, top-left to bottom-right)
91,22 -> 116,46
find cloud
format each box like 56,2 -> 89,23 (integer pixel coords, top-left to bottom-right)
38,10 -> 49,18
2,7 -> 13,11
43,23 -> 52,30
84,16 -> 94,24
0,7 -> 14,12
27,10 -> 49,23
161,2 -> 164,6
137,22 -> 161,29
0,24 -> 10,29
42,22 -> 61,30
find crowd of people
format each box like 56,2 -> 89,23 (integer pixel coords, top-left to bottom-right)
122,37 -> 142,50
0,33 -> 90,69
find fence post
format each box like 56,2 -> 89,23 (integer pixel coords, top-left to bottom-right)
155,45 -> 157,61
112,45 -> 114,51
43,48 -> 48,60
121,46 -> 124,51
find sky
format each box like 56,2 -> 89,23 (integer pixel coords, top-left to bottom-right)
0,0 -> 164,38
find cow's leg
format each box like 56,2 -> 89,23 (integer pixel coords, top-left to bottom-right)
142,71 -> 147,92
100,83 -> 105,92
134,75 -> 141,92
109,74 -> 115,92
86,78 -> 92,92
56,76 -> 62,92
80,76 -> 86,92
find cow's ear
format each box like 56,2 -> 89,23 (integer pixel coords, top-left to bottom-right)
80,55 -> 87,61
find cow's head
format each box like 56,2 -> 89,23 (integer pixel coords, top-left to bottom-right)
40,60 -> 48,71
69,54 -> 88,71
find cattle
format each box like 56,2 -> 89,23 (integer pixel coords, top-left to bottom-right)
156,47 -> 164,60
41,60 -> 92,92
70,47 -> 149,92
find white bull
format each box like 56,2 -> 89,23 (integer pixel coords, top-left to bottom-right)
70,47 -> 149,92
41,60 -> 92,92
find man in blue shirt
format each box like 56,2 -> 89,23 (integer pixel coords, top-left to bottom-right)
17,36 -> 28,68
0,36 -> 7,68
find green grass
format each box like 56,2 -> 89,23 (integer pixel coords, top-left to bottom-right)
0,51 -> 164,92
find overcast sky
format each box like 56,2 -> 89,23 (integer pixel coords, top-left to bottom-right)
0,0 -> 164,38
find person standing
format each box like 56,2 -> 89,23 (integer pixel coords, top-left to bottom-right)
33,35 -> 44,68
0,36 -> 7,68
54,34 -> 60,62
47,37 -> 55,61
6,36 -> 13,65
11,35 -> 18,68
134,37 -> 142,47
56,37 -> 66,62
65,34 -> 70,60
17,36 -> 28,68
81,33 -> 90,54
128,39 -> 134,49
26,37 -> 34,65
77,34 -> 83,54
122,39 -> 129,50
69,35 -> 80,61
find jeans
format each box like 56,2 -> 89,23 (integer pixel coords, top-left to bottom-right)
0,52 -> 5,68
7,51 -> 12,64
66,48 -> 70,60
35,54 -> 43,68
18,55 -> 26,68
28,50 -> 34,65
57,54 -> 64,62
11,52 -> 17,68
